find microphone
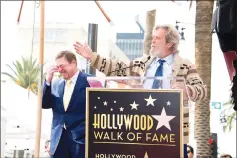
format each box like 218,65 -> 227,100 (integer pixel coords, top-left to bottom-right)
107,56 -> 151,76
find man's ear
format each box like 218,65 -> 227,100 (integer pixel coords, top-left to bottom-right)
167,42 -> 174,49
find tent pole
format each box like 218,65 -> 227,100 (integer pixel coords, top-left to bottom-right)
34,0 -> 45,157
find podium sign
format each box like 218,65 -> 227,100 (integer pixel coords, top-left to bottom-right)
86,88 -> 183,158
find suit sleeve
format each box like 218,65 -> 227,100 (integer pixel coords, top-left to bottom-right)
90,52 -> 149,76
42,80 -> 53,109
185,62 -> 207,101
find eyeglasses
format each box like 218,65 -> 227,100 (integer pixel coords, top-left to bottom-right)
56,64 -> 69,69
187,150 -> 191,153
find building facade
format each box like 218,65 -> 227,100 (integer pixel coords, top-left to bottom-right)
116,20 -> 144,60
14,23 -> 129,75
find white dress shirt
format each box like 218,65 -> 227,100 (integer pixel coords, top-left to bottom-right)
143,54 -> 174,89
66,70 -> 80,92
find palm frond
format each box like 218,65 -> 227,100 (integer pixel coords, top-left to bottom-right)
15,60 -> 23,73
1,72 -> 17,81
223,100 -> 232,106
228,112 -> 236,131
222,100 -> 236,132
2,56 -> 40,95
5,64 -> 18,78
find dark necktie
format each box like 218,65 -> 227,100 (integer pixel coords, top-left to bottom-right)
152,59 -> 166,89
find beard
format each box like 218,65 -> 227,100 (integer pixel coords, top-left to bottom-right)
149,46 -> 170,58
149,48 -> 162,57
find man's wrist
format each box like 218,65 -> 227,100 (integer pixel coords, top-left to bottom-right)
45,80 -> 51,86
90,52 -> 98,66
89,53 -> 93,61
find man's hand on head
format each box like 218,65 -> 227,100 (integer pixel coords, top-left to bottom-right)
46,65 -> 58,83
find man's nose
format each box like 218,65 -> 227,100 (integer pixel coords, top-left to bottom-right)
58,67 -> 63,72
151,38 -> 156,44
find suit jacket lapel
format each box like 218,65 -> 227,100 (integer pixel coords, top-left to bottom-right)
66,72 -> 83,112
58,79 -> 66,112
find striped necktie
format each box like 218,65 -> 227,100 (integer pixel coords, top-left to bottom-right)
152,59 -> 166,89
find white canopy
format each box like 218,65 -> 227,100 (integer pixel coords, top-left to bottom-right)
1,80 -> 52,154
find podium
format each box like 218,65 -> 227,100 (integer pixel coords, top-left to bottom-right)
86,77 -> 188,158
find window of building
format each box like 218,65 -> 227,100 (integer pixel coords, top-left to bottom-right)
33,28 -> 68,43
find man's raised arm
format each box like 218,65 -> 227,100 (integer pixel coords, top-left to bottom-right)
74,41 -> 150,76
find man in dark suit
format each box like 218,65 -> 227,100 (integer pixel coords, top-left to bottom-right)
42,50 -> 91,158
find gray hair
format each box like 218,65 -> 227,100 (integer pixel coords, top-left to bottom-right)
153,24 -> 180,53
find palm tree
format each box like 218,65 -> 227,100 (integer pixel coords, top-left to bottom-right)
222,100 -> 237,132
194,0 -> 214,157
143,9 -> 156,56
2,56 -> 40,94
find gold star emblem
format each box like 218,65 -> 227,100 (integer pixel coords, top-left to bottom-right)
130,101 -> 139,110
